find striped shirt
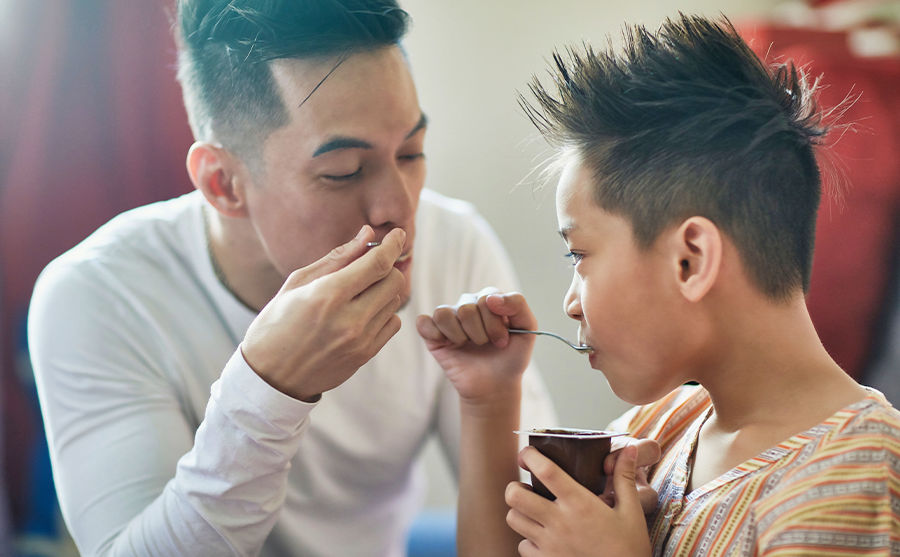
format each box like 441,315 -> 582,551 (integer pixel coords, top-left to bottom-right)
610,385 -> 900,556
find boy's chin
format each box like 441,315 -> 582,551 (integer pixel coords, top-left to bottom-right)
606,375 -> 678,407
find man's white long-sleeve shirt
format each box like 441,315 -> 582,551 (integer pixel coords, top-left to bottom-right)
29,189 -> 556,556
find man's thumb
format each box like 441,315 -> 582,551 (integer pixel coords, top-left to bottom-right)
286,225 -> 372,288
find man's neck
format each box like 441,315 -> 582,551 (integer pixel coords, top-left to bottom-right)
203,206 -> 283,312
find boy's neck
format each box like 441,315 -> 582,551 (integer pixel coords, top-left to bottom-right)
686,292 -> 867,493
696,292 -> 866,433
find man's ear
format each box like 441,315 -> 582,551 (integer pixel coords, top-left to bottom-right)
186,142 -> 249,218
671,216 -> 722,303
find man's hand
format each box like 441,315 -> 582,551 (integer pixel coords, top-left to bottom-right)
241,225 -> 406,401
505,444 -> 653,557
415,289 -> 537,403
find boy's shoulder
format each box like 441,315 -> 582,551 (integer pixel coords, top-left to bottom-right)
816,389 -> 900,460
750,390 -> 900,543
609,384 -> 711,450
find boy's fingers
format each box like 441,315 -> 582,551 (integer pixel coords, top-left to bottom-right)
415,315 -> 445,344
505,480 -> 553,526
519,445 -> 583,502
431,305 -> 468,345
505,506 -> 544,543
606,438 -> 660,473
477,294 -> 510,348
611,444 -> 642,515
456,302 -> 490,345
485,292 -> 538,331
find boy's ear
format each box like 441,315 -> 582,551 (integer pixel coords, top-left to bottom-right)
186,141 -> 250,218
671,216 -> 722,303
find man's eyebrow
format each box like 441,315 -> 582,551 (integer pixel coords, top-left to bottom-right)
312,114 -> 428,158
406,113 -> 428,139
312,137 -> 373,158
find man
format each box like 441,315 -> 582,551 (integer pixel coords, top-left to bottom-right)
27,2 -> 554,556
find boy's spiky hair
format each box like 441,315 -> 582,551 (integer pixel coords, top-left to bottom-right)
522,14 -> 829,301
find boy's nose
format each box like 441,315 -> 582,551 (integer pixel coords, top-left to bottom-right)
564,274 -> 583,321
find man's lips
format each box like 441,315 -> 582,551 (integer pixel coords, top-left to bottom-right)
394,251 -> 412,272
365,239 -> 412,271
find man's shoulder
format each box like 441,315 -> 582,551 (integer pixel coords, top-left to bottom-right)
418,189 -> 481,228
36,192 -> 203,297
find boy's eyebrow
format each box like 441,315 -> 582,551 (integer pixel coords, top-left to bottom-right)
558,224 -> 575,241
312,113 -> 428,158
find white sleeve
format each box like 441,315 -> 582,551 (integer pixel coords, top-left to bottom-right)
29,262 -> 314,557
432,208 -> 558,476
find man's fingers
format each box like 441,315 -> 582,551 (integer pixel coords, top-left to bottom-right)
370,311 -> 402,355
285,225 -> 374,289
329,227 -> 406,297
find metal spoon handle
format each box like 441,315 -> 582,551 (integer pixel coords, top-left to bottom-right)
508,329 -> 593,353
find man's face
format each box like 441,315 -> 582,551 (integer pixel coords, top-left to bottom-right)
241,46 -> 426,303
556,156 -> 688,405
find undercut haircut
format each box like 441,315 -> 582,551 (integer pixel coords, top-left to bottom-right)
522,14 -> 831,301
176,0 -> 409,170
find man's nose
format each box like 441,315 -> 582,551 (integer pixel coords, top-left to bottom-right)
365,165 -> 415,229
564,273 -> 583,321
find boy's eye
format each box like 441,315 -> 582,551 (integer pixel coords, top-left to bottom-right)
322,167 -> 362,181
564,251 -> 584,266
398,152 -> 425,162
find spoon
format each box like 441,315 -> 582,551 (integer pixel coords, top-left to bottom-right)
508,329 -> 593,353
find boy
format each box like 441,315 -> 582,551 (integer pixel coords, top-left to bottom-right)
417,14 -> 900,556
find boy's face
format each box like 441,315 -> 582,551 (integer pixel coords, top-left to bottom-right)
556,157 -> 689,405
240,46 -> 426,304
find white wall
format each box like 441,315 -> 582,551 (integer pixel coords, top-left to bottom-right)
401,0 -> 782,508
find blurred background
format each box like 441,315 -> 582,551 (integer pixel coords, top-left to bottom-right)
1,1 -> 897,555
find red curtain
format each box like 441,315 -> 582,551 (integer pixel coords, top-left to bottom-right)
739,22 -> 900,380
0,2 -> 193,530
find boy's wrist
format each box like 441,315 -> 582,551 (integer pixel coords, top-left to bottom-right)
459,383 -> 522,419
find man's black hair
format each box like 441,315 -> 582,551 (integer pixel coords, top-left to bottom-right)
176,0 -> 409,168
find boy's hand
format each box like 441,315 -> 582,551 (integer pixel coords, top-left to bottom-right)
603,438 -> 661,514
416,289 -> 536,402
505,444 -> 652,556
